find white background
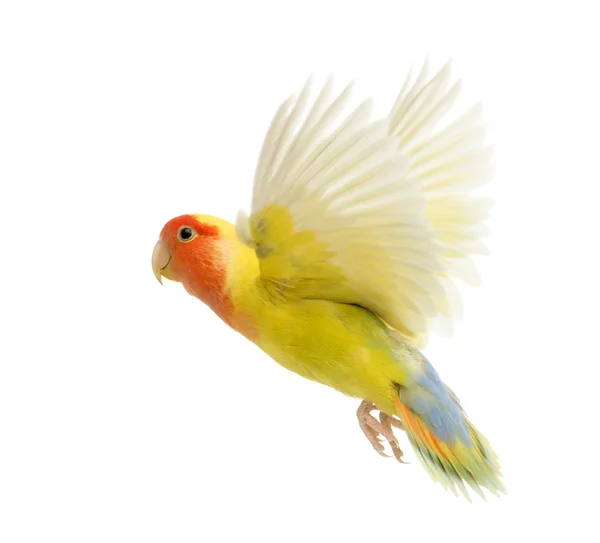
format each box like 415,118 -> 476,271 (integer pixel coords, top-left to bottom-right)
1,1 -> 599,541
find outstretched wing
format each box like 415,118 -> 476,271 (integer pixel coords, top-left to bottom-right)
236,62 -> 491,342
390,61 -> 492,289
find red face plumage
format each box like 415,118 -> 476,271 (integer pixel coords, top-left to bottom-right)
157,214 -> 232,319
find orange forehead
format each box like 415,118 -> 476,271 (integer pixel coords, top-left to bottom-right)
160,214 -> 221,241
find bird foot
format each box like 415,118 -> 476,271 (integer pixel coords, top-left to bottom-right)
357,400 -> 407,463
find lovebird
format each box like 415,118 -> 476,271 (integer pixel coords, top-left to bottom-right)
152,62 -> 504,500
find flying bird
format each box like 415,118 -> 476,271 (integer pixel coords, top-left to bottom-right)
152,62 -> 504,500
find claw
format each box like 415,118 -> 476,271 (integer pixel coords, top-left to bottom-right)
357,400 -> 408,463
379,412 -> 406,463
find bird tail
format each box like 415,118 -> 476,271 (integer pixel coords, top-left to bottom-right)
393,394 -> 505,501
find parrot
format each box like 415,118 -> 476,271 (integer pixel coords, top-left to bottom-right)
151,61 -> 504,500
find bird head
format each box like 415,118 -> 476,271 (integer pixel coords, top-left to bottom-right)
152,214 -> 239,304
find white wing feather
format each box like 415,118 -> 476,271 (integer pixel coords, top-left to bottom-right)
237,62 -> 491,343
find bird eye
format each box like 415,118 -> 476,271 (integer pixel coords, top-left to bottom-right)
178,226 -> 196,242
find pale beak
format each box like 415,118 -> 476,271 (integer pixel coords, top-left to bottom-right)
151,240 -> 171,285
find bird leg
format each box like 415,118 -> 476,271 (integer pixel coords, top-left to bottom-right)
357,400 -> 407,463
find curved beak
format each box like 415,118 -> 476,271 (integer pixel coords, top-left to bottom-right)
151,240 -> 171,285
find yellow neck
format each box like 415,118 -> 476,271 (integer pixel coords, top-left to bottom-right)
189,216 -> 264,342
222,235 -> 264,342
